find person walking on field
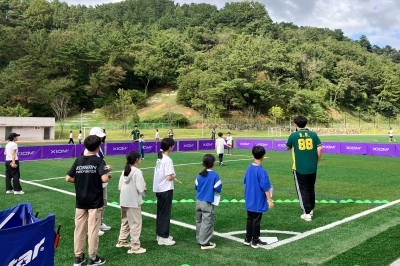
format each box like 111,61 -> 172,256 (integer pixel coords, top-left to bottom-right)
4,132 -> 24,195
389,127 -> 396,142
78,130 -> 83,144
286,115 -> 322,222
128,125 -> 140,142
69,131 -> 75,144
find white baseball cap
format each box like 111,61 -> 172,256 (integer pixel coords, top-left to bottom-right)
89,127 -> 106,138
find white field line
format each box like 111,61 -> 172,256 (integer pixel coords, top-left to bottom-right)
30,176 -> 66,182
265,199 -> 400,250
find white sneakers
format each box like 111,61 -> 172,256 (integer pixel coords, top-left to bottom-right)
6,190 -> 14,194
158,237 -> 176,246
98,230 -> 105,236
301,210 -> 314,221
115,241 -> 130,248
127,247 -> 146,254
14,190 -> 25,195
156,235 -> 173,241
100,223 -> 111,231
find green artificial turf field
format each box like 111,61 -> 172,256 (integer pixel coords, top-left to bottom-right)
1,137 -> 400,266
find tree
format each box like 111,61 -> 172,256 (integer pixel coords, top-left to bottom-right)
116,88 -> 139,132
23,0 -> 53,30
358,35 -> 372,52
269,106 -> 284,124
51,96 -> 69,139
0,103 -> 32,116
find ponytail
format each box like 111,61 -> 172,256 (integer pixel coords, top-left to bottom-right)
199,154 -> 215,177
124,150 -> 141,176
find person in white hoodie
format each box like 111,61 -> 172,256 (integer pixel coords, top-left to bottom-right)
115,151 -> 147,254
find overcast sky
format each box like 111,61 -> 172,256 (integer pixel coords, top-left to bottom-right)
64,0 -> 400,49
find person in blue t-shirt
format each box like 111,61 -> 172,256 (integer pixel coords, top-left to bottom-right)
243,146 -> 274,248
195,154 -> 222,250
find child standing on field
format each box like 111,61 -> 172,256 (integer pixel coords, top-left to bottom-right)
66,135 -> 109,265
153,138 -> 178,246
389,127 -> 396,142
215,132 -> 227,166
139,134 -> 145,159
115,151 -> 147,254
243,146 -> 274,249
195,154 -> 222,250
155,129 -> 160,141
78,130 -> 83,144
226,132 -> 233,155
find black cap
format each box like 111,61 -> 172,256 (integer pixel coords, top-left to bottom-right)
8,132 -> 20,140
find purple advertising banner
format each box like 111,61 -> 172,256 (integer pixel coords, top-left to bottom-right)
106,142 -> 133,156
273,140 -> 288,151
340,142 -> 367,155
0,148 -> 4,162
236,139 -> 255,149
143,142 -> 157,153
198,140 -> 215,150
42,145 -> 75,159
179,141 -> 197,152
252,140 -> 273,150
366,144 -> 396,157
322,142 -> 341,154
236,140 -> 273,150
17,146 -> 42,161
396,145 -> 400,157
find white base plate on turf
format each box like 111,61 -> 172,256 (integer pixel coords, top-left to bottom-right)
260,237 -> 278,244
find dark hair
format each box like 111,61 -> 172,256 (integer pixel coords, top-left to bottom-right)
218,132 -> 223,137
294,115 -> 308,128
79,130 -> 82,133
124,150 -> 141,176
158,138 -> 175,159
200,154 -> 215,176
156,129 -> 158,131
140,134 -> 144,137
70,131 -> 72,133
252,146 -> 266,159
84,135 -> 101,152
227,132 -> 231,134
103,129 -> 106,133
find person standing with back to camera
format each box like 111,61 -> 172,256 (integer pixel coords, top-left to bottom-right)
286,115 -> 322,222
153,138 -> 177,246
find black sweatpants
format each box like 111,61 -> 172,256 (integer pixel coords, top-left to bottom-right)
246,211 -> 263,241
156,189 -> 173,238
5,160 -> 22,191
293,171 -> 316,214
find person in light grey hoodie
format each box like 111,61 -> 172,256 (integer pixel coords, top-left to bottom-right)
115,151 -> 147,254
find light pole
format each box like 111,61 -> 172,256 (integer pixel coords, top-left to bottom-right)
289,115 -> 293,133
80,108 -> 85,130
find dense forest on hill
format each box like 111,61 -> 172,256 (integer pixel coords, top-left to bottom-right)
0,0 -> 400,123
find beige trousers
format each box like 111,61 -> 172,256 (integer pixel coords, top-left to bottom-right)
118,207 -> 142,249
74,208 -> 102,258
102,187 -> 107,221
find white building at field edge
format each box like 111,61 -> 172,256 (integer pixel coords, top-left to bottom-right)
0,117 -> 55,141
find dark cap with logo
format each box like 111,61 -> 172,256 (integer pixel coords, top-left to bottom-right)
8,132 -> 20,140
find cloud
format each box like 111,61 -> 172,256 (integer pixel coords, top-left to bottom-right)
62,0 -> 400,49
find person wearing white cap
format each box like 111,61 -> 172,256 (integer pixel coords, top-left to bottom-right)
85,127 -> 113,235
4,132 -> 24,194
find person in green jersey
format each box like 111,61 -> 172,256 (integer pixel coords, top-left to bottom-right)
128,125 -> 140,142
286,115 -> 322,222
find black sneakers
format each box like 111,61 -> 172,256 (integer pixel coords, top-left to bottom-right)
87,255 -> 106,265
251,239 -> 267,249
243,238 -> 251,246
74,254 -> 86,266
